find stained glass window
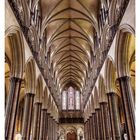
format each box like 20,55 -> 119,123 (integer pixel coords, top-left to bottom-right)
62,91 -> 67,110
75,90 -> 80,110
61,87 -> 81,111
68,86 -> 75,110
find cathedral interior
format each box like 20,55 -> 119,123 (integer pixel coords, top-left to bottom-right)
5,0 -> 135,140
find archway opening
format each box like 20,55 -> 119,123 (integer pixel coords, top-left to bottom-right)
67,131 -> 77,140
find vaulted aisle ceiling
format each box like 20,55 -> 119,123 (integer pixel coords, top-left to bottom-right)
41,0 -> 100,93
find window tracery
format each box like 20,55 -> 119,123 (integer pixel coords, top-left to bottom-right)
62,91 -> 67,110
61,86 -> 81,111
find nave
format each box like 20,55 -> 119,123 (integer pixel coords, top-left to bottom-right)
5,0 -> 135,139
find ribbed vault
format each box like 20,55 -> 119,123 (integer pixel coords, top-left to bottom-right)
40,0 -> 100,95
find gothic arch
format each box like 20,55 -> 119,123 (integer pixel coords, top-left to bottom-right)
88,97 -> 92,116
47,95 -> 53,114
105,56 -> 117,93
115,24 -> 135,77
5,26 -> 25,79
91,94 -> 95,113
42,86 -> 49,109
98,75 -> 107,103
25,57 -> 36,93
93,86 -> 99,109
35,75 -> 43,102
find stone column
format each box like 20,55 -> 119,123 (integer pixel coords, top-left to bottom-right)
87,120 -> 89,140
32,102 -> 42,140
84,122 -> 86,140
47,114 -> 51,140
51,116 -> 53,140
39,109 -> 47,140
86,121 -> 88,140
54,120 -> 56,140
95,108 -> 104,140
55,121 -> 57,140
5,77 -> 22,140
87,119 -> 91,140
52,119 -> 54,140
53,119 -> 55,140
51,117 -> 54,140
50,116 -> 52,140
21,93 -> 35,140
100,102 -> 110,140
107,92 -> 121,140
89,116 -> 93,140
84,121 -> 87,140
57,122 -> 59,140
54,121 -> 56,140
117,76 -> 135,140
19,106 -> 24,133
44,112 -> 49,139
92,113 -> 96,140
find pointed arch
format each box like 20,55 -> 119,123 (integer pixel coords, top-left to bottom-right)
5,26 -> 25,79
91,94 -> 95,113
105,56 -> 116,93
115,24 -> 135,77
25,57 -> 36,93
98,75 -> 107,103
47,95 -> 53,113
93,86 -> 99,109
35,75 -> 43,102
42,86 -> 49,109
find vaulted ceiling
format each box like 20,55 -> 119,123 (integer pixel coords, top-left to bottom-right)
41,0 -> 100,96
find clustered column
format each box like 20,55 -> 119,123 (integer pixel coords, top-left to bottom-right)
21,92 -> 35,140
107,92 -> 121,140
39,108 -> 48,139
4,76 -> 58,140
84,121 -> 88,140
21,98 -> 58,140
32,101 -> 42,139
84,93 -> 122,140
92,112 -> 97,140
89,116 -> 93,140
47,113 -> 58,140
100,102 -> 110,140
5,77 -> 22,140
117,76 -> 135,140
95,107 -> 104,140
